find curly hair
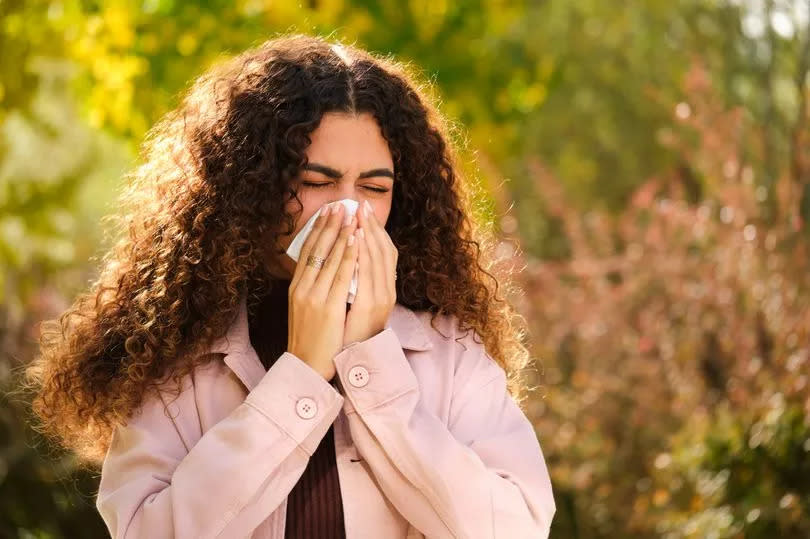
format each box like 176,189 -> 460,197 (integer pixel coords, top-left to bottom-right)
25,34 -> 536,464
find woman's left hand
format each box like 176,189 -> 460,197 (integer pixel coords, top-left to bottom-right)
342,200 -> 398,347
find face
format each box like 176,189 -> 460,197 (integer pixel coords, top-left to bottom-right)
270,111 -> 395,279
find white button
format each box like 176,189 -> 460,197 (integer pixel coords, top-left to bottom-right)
296,397 -> 317,419
348,366 -> 369,387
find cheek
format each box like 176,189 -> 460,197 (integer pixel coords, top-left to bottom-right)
372,199 -> 393,226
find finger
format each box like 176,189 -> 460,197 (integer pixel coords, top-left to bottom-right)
359,201 -> 396,284
311,214 -> 357,300
357,202 -> 386,300
327,227 -> 360,305
353,227 -> 371,305
387,244 -> 398,296
365,207 -> 397,295
291,203 -> 330,289
296,203 -> 346,292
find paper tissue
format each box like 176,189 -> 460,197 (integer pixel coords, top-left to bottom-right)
285,198 -> 360,303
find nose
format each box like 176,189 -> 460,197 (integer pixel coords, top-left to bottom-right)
338,183 -> 360,200
332,185 -> 365,206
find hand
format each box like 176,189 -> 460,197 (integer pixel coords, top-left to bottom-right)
287,202 -> 359,380
343,199 -> 398,347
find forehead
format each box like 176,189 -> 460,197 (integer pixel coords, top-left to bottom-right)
306,112 -> 393,169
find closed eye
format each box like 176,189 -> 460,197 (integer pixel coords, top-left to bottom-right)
302,182 -> 389,193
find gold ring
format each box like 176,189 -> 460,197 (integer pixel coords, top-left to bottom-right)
306,254 -> 326,269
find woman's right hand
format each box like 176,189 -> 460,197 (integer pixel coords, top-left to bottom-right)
287,202 -> 359,381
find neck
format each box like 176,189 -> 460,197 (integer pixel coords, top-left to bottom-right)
248,279 -> 291,370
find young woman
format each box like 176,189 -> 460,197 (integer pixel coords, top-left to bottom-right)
28,34 -> 555,538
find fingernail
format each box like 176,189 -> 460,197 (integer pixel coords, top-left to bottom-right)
363,200 -> 371,216
348,233 -> 355,246
331,203 -> 341,215
358,228 -> 365,238
343,212 -> 352,226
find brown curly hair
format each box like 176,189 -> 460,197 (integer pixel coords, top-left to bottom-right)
25,34 -> 536,465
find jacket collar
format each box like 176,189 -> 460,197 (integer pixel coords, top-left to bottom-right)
209,296 -> 433,391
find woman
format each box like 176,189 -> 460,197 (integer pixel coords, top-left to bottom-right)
27,34 -> 555,538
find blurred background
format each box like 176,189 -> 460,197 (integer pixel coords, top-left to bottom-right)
2,1 -> 810,537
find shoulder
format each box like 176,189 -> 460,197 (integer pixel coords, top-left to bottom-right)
125,353 -> 243,451
409,309 -> 506,390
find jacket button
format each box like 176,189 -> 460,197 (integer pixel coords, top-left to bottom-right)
348,366 -> 369,387
295,397 -> 317,419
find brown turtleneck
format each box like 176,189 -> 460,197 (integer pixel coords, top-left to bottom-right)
247,279 -> 346,539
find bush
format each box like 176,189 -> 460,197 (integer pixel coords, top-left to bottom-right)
512,63 -> 810,538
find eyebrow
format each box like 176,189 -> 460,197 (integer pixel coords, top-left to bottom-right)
302,162 -> 395,180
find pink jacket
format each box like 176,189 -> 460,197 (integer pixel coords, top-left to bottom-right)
96,299 -> 556,538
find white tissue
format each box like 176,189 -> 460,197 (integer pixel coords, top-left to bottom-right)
285,198 -> 360,303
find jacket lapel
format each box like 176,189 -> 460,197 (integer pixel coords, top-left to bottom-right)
209,297 -> 433,392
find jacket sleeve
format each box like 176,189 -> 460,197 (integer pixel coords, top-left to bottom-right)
332,328 -> 556,539
95,352 -> 344,539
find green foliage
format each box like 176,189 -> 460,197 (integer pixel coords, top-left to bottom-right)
653,400 -> 810,537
